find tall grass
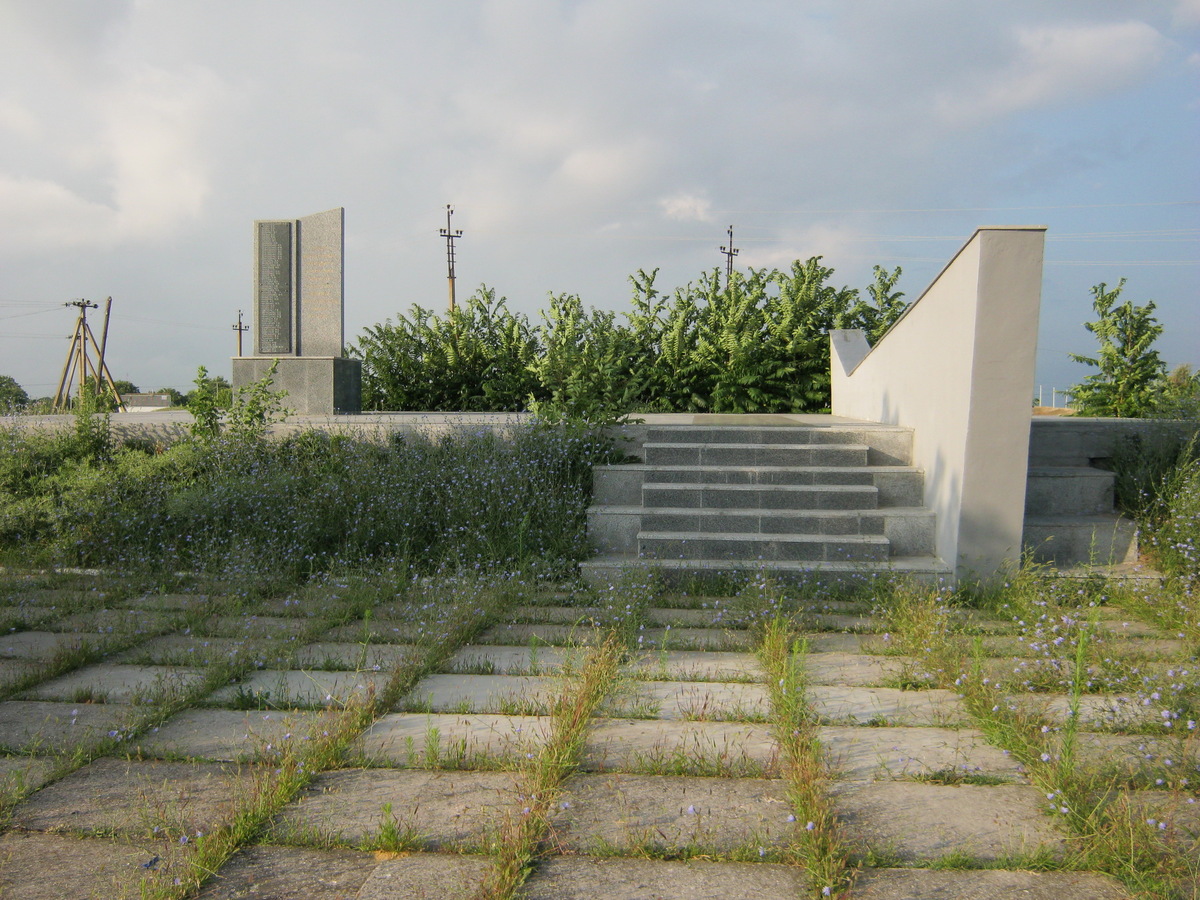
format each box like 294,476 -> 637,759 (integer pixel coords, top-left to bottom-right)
0,419 -> 617,584
1112,426 -> 1200,584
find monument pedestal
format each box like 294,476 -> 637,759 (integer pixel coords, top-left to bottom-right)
232,357 -> 361,415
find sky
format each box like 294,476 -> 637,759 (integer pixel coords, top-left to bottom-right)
0,0 -> 1197,401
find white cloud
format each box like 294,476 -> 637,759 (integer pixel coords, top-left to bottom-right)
938,21 -> 1169,124
659,192 -> 715,224
1174,0 -> 1200,27
0,99 -> 42,141
101,62 -> 227,236
738,224 -> 869,273
0,175 -> 117,252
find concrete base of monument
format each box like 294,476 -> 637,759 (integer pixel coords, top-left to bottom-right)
232,356 -> 362,415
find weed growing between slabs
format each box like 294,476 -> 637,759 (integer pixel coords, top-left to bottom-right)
866,567 -> 1200,899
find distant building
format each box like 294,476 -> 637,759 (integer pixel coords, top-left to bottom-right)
123,393 -> 173,412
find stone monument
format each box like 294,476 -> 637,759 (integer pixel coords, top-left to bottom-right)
232,207 -> 362,414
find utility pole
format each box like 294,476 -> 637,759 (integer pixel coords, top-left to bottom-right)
232,309 -> 249,356
52,298 -> 124,411
439,204 -> 463,313
720,225 -> 739,282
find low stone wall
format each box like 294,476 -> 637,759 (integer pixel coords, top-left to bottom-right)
1029,417 -> 1197,468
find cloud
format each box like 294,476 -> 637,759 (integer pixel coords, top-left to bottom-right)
737,223 -> 871,274
101,62 -> 228,236
0,175 -> 117,252
659,192 -> 715,223
1175,0 -> 1200,27
937,20 -> 1169,124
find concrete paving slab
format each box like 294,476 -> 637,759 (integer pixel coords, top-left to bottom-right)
0,755 -> 56,794
0,831 -> 192,900
0,699 -> 133,751
323,618 -> 427,643
118,593 -> 216,612
53,608 -> 174,635
509,604 -> 605,625
820,726 -> 1028,782
21,663 -> 206,704
644,607 -> 738,628
204,615 -> 314,639
359,713 -> 552,765
809,685 -> 967,725
286,641 -> 418,670
522,857 -> 808,900
444,644 -> 572,675
605,681 -> 770,721
549,773 -> 792,853
627,650 -> 764,682
355,852 -> 494,899
639,627 -> 753,651
805,612 -> 878,632
12,757 -> 258,836
399,673 -> 558,715
850,867 -> 1133,899
0,630 -> 103,660
134,708 -> 323,761
192,844 -> 379,899
272,768 -> 522,849
805,652 -> 905,685
113,634 -> 270,666
959,634 -> 1188,660
474,622 -> 603,646
805,632 -> 868,653
1014,693 -> 1157,730
0,657 -> 37,687
1073,732 -> 1197,778
831,782 -> 1067,862
582,719 -> 778,776
207,669 -> 384,708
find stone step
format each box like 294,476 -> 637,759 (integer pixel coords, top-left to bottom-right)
594,464 -> 924,508
646,425 -> 876,445
644,442 -> 870,468
1025,466 -> 1116,516
642,507 -> 888,535
638,532 -> 892,563
639,423 -> 914,466
1023,515 -> 1138,568
635,507 -> 936,558
643,482 -> 879,511
579,554 -> 954,589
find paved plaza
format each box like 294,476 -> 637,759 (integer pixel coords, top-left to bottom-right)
0,574 -> 1192,898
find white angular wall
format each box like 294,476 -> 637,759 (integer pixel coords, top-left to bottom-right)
830,227 -> 1046,582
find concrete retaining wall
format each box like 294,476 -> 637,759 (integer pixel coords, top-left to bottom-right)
830,227 -> 1047,582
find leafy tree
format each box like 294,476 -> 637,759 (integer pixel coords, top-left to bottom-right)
111,379 -> 139,396
0,375 -> 29,410
1068,280 -> 1167,418
184,372 -> 232,410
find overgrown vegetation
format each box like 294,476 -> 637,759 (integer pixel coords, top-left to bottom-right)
352,261 -> 907,418
1,394 -> 618,585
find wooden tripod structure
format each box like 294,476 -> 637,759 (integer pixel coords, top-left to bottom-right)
52,297 -> 125,411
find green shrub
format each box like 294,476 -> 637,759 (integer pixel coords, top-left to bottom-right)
352,260 -> 907,416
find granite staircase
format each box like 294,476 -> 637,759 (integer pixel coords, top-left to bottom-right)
582,422 -> 952,586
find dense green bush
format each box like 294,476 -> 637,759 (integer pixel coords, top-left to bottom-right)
351,260 -> 907,417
